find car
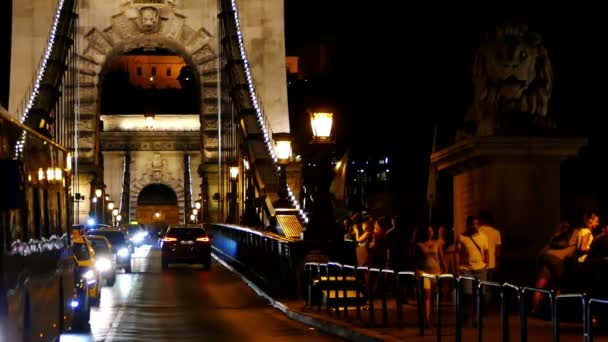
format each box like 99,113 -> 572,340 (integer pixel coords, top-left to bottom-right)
72,233 -> 102,306
122,223 -> 148,247
161,225 -> 213,270
86,235 -> 117,286
91,228 -> 132,273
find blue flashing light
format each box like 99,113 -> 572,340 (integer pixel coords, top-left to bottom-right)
70,300 -> 79,308
87,218 -> 95,226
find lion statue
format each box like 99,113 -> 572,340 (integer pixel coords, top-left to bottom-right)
464,23 -> 554,136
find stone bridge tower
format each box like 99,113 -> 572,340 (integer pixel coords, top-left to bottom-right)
9,0 -> 291,224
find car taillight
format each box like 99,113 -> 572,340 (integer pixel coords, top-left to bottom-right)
196,237 -> 210,242
163,237 -> 177,242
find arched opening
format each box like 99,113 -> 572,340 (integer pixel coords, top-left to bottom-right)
100,47 -> 199,114
136,184 -> 179,233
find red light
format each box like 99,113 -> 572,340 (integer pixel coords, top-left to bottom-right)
163,237 -> 177,242
196,237 -> 210,242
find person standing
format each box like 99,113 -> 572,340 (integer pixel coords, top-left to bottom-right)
478,211 -> 501,282
455,216 -> 489,326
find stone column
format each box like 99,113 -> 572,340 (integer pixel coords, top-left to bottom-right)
431,136 -> 587,263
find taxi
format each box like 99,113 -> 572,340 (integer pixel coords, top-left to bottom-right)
72,230 -> 102,306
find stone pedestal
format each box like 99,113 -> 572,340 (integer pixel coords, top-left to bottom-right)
431,136 -> 587,261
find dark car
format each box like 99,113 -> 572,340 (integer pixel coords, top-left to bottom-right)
161,225 -> 212,270
92,228 -> 132,273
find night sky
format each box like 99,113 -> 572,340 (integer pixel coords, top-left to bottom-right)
284,2 -> 608,220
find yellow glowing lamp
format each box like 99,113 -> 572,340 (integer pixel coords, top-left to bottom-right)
46,168 -> 55,182
54,167 -> 62,181
95,189 -> 102,198
107,201 -> 115,211
229,166 -> 239,180
66,152 -> 72,172
195,201 -> 201,210
310,112 -> 334,142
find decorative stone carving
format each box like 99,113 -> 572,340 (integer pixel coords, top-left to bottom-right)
465,23 -> 554,136
139,7 -> 160,33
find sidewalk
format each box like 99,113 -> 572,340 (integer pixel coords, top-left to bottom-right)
212,250 -> 606,342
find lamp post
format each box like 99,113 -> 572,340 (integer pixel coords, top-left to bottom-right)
111,208 -> 119,227
273,134 -> 293,209
305,111 -> 339,241
195,200 -> 201,223
94,188 -> 102,222
227,165 -> 239,223
241,158 -> 262,227
107,200 -> 115,226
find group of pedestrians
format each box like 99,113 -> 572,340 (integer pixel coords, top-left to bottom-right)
343,210 -> 502,326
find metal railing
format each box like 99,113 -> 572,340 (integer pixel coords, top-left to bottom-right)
304,262 -> 608,342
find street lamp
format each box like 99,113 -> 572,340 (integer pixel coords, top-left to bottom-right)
305,111 -> 339,241
241,157 -> 262,227
227,165 -> 239,223
95,189 -> 102,198
273,133 -> 293,209
310,112 -> 334,143
111,208 -> 119,227
145,113 -> 155,129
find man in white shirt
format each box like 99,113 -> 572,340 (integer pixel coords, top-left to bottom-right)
478,210 -> 501,282
455,216 -> 489,326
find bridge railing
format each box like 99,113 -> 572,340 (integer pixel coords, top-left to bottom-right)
304,262 -> 608,342
207,223 -> 355,298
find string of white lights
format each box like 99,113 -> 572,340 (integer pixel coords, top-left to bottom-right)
229,0 -> 308,222
119,153 -> 126,214
15,0 -> 67,158
187,155 -> 193,209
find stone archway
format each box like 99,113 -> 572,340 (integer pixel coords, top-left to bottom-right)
131,169 -> 185,223
136,183 -> 179,225
76,1 -> 220,167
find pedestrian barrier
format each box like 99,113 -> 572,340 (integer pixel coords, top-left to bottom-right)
304,262 -> 608,342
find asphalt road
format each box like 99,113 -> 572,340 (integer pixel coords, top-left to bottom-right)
61,245 -> 343,342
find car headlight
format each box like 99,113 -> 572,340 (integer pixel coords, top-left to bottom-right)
117,248 -> 129,257
82,270 -> 95,280
132,233 -> 145,243
95,258 -> 112,272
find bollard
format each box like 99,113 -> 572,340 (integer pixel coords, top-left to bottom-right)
368,267 -> 381,326
586,298 -> 608,342
455,277 -> 462,342
520,286 -> 553,342
436,274 -> 455,342
343,264 -> 357,320
501,283 -> 520,342
416,274 -> 425,336
397,271 -> 416,329
328,262 -> 342,316
357,266 -> 369,321
556,293 -> 588,342
380,269 -> 394,326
